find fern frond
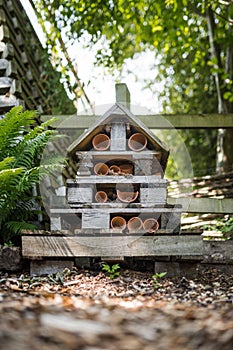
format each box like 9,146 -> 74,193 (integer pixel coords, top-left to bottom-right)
0,157 -> 15,170
23,117 -> 57,141
5,221 -> 37,234
13,131 -> 54,168
0,107 -> 36,159
0,168 -> 23,190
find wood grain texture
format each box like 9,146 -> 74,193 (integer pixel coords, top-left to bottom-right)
22,236 -> 233,259
67,176 -> 167,184
22,235 -> 204,257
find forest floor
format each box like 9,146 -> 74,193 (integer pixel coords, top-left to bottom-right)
0,266 -> 233,350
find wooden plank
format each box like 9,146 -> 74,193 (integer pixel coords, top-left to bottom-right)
50,206 -> 182,214
0,58 -> 8,74
0,76 -> 11,93
22,235 -> 204,257
22,229 -> 177,235
76,150 -> 161,160
168,197 -> 233,214
0,24 -> 10,42
41,113 -> 233,129
22,236 -> 233,259
115,83 -> 130,109
66,175 -> 166,184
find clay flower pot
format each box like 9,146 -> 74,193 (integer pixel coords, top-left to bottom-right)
92,134 -> 110,151
128,133 -> 147,151
111,216 -> 127,230
95,191 -> 108,203
119,164 -> 133,174
143,218 -> 159,233
117,190 -> 138,203
109,165 -> 120,175
94,163 -> 109,176
127,217 -> 143,232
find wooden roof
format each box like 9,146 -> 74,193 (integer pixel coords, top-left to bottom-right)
67,102 -> 169,168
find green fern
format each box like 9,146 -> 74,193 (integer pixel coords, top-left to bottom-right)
5,221 -> 37,234
0,106 -> 63,242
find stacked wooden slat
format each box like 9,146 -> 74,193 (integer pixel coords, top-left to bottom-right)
0,0 -> 74,114
168,172 -> 233,199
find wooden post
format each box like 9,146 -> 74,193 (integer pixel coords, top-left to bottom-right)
115,83 -> 131,110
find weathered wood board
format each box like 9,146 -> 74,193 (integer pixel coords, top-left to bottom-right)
22,235 -> 233,259
42,113 -> 233,129
50,206 -> 182,214
67,175 -> 165,184
167,197 -> 233,214
110,122 -> 126,150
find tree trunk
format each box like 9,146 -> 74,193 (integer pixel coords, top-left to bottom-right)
206,5 -> 233,173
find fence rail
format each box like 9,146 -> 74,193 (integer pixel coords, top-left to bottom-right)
167,197 -> 233,214
42,113 -> 233,129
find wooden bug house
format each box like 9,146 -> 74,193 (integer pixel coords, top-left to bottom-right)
50,102 -> 182,238
22,86 -> 186,274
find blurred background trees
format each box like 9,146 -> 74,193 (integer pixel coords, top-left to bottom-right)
31,0 -> 233,176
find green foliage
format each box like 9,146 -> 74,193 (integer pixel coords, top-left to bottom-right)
34,0 -> 233,172
0,106 -> 63,243
152,271 -> 167,288
101,263 -> 121,279
202,217 -> 233,240
3,240 -> 14,248
34,1 -> 233,171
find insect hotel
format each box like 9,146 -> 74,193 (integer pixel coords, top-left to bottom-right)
22,85 -> 233,276
22,85 -> 198,275
63,102 -> 181,236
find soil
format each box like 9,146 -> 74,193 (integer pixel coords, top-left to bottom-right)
0,267 -> 232,350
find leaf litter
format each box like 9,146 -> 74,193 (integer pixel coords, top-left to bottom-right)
0,267 -> 232,350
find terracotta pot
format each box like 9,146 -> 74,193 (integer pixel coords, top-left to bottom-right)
117,190 -> 138,203
128,133 -> 147,151
109,165 -> 120,175
92,134 -> 110,151
95,191 -> 108,203
119,164 -> 133,174
127,217 -> 143,232
111,216 -> 127,230
94,163 -> 109,176
143,218 -> 159,233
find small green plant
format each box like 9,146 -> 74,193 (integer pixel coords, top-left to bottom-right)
101,263 -> 120,279
3,240 -> 14,248
152,271 -> 167,288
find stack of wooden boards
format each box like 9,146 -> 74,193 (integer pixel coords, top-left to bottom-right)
0,0 -> 73,114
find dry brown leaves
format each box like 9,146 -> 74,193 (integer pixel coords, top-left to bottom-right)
0,267 -> 232,350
